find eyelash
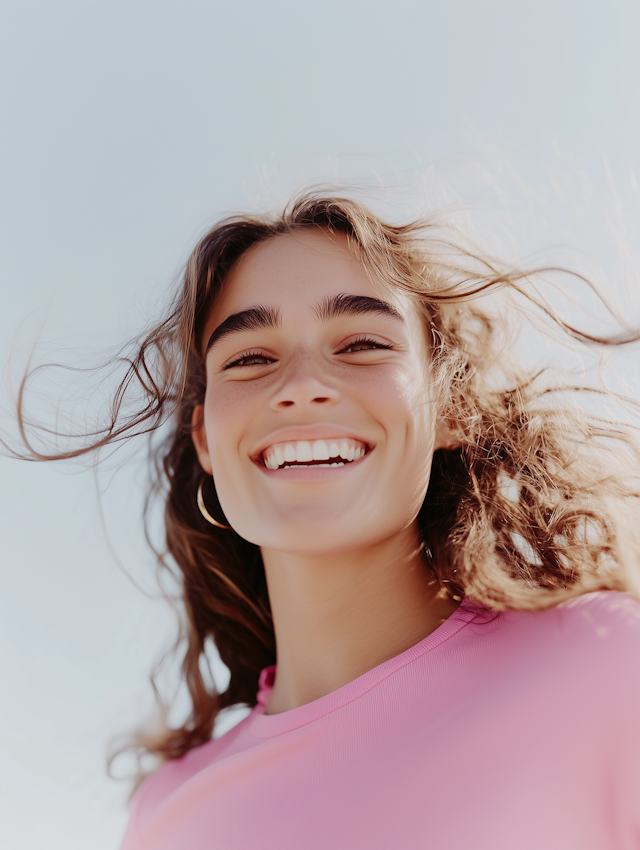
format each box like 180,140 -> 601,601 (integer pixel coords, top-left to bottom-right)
223,336 -> 393,369
338,335 -> 393,353
223,350 -> 273,369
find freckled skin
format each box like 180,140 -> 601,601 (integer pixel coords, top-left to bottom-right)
192,230 -> 458,713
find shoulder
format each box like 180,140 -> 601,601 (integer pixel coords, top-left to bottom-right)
442,593 -> 640,768
126,710 -> 254,832
479,590 -> 640,648
554,590 -> 640,673
555,588 -> 640,629
452,592 -> 640,707
528,590 -> 640,651
484,591 -> 640,705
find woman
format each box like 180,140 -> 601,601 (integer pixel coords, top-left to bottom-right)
15,192 -> 640,848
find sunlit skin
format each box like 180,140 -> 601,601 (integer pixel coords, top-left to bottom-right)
192,230 -> 459,714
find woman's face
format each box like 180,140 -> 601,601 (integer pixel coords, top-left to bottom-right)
193,229 -> 445,554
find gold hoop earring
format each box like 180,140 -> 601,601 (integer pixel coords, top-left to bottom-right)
197,477 -> 232,530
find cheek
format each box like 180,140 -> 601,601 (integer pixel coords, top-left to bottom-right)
357,361 -> 435,438
203,380 -> 261,460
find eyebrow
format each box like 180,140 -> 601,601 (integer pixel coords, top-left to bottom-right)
314,293 -> 404,323
205,293 -> 404,353
206,305 -> 281,352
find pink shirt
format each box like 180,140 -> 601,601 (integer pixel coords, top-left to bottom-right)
120,592 -> 640,849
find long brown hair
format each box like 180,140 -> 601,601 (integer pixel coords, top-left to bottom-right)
10,190 -> 640,777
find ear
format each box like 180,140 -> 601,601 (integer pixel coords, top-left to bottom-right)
191,404 -> 213,475
433,420 -> 462,452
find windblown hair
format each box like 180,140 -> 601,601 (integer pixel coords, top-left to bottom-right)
11,191 -> 640,776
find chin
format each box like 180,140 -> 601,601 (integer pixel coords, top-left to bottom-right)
258,532 -> 370,556
241,514 -> 402,555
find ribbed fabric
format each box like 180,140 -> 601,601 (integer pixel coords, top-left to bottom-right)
120,592 -> 640,850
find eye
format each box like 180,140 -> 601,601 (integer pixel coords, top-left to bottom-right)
223,350 -> 274,369
338,335 -> 393,353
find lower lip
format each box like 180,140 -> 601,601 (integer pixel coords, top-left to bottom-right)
256,453 -> 370,481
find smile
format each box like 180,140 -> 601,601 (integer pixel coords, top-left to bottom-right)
262,439 -> 367,470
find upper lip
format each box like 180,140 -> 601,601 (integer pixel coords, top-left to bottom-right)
252,424 -> 373,460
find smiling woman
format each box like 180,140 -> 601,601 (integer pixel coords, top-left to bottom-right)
192,231 -> 450,560
12,192 -> 640,849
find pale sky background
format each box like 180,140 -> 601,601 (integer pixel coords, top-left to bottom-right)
1,1 -> 640,848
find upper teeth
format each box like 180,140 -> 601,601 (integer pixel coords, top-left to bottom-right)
263,439 -> 367,470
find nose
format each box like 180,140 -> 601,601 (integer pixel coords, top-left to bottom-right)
269,359 -> 340,412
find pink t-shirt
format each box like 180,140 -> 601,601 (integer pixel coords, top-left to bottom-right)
120,592 -> 640,849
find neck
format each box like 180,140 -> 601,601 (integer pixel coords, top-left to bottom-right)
261,524 -> 458,715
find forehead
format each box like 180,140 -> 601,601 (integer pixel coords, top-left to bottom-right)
209,229 -> 400,324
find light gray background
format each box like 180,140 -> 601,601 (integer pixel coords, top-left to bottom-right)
1,2 -> 639,848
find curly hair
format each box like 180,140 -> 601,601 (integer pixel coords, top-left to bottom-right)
10,190 -> 640,779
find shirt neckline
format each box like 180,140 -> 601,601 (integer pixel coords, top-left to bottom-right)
249,597 -> 484,739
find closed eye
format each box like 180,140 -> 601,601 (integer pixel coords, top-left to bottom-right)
338,335 -> 394,353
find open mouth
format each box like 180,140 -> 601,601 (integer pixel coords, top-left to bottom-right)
262,439 -> 368,470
